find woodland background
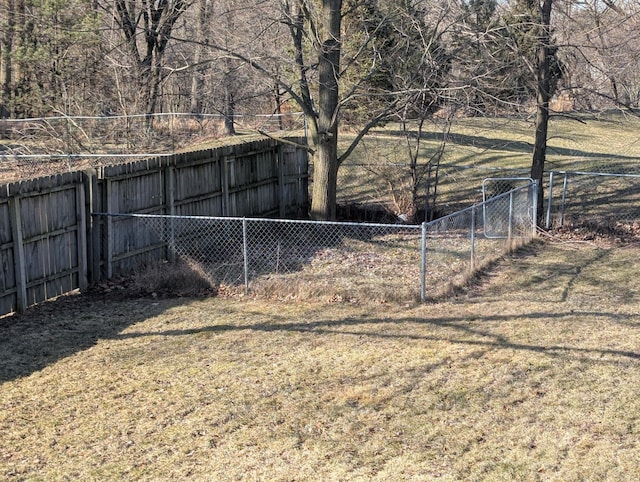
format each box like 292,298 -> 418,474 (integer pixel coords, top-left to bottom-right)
1,0 -> 637,123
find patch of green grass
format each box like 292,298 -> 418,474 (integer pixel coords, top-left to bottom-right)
1,240 -> 640,480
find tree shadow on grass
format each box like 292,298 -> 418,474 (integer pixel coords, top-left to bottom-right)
0,292 -> 188,384
2,295 -> 637,387
378,129 -> 640,164
3,236 -> 637,385
112,309 -> 640,365
109,242 -> 640,366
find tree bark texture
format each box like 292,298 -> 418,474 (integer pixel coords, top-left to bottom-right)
310,0 -> 342,220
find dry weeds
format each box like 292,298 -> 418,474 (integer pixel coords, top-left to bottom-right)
1,239 -> 640,480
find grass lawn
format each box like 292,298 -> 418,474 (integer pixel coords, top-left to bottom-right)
2,237 -> 640,480
336,113 -> 640,213
344,113 -> 640,170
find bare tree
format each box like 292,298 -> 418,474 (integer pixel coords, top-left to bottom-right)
110,0 -> 190,116
0,0 -> 16,117
188,0 -> 211,115
555,0 -> 640,110
189,0 -> 454,220
453,0 -> 562,224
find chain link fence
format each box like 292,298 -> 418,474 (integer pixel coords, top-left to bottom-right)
98,182 -> 536,302
545,170 -> 640,230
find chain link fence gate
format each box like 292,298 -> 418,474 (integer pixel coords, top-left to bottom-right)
96,182 -> 536,302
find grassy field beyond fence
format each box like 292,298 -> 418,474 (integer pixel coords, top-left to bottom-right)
337,113 -> 640,215
2,238 -> 639,480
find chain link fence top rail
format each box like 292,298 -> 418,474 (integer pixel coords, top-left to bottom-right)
99,183 -> 536,303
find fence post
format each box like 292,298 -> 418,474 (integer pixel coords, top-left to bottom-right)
76,182 -> 88,291
9,196 -> 27,312
243,217 -> 249,294
83,169 -> 100,284
559,172 -> 569,227
277,145 -> 286,218
546,171 -> 554,229
221,155 -> 230,216
420,221 -> 427,303
508,191 -> 513,242
105,179 -> 114,279
470,205 -> 476,271
165,163 -> 176,262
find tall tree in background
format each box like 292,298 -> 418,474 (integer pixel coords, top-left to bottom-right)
0,0 -> 17,117
188,0 -> 211,115
454,0 -> 560,223
555,0 -> 640,110
177,0 -> 271,131
0,0 -> 102,117
112,0 -> 189,115
453,0 -> 563,115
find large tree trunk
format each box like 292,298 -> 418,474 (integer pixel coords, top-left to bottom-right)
310,0 -> 342,220
311,139 -> 339,220
531,0 -> 553,226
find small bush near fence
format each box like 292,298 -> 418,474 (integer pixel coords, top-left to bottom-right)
103,183 -> 536,303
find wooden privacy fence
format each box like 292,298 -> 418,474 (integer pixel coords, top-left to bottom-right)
0,137 -> 308,316
0,173 -> 88,316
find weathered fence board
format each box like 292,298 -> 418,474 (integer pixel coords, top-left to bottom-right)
0,137 -> 309,316
1,173 -> 87,315
174,156 -> 224,216
280,144 -> 309,217
0,199 -> 17,314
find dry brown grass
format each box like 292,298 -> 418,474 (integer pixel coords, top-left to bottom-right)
1,239 -> 640,480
